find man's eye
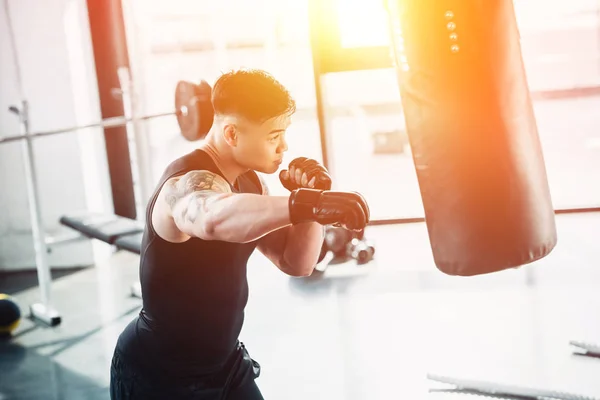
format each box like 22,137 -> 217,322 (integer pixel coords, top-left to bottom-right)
269,135 -> 280,142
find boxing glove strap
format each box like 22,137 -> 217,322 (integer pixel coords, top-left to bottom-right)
289,189 -> 323,224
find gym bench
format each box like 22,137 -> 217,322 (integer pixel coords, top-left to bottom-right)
58,212 -> 144,298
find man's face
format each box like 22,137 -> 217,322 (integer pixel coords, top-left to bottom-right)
232,114 -> 290,174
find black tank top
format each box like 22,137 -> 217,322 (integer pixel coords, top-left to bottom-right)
116,149 -> 262,377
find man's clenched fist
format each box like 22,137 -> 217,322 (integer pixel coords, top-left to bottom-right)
288,189 -> 370,232
279,157 -> 332,191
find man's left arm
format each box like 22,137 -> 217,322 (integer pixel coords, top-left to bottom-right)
256,175 -> 325,277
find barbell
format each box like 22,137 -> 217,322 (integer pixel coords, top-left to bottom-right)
0,80 -> 214,145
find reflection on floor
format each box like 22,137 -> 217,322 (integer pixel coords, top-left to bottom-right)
2,213 -> 600,400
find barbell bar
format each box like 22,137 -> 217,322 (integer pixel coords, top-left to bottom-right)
0,80 -> 214,145
1,109 -> 175,144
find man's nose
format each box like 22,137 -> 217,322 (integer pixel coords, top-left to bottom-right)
277,136 -> 288,153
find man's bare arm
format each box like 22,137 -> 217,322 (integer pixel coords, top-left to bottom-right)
155,170 -> 292,243
257,224 -> 325,276
255,175 -> 325,277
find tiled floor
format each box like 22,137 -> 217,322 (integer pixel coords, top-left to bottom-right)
2,213 -> 600,399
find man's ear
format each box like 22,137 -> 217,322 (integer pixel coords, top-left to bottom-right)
223,124 -> 238,147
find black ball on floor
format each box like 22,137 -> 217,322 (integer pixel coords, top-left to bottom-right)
0,294 -> 21,338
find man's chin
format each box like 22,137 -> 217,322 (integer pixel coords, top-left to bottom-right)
259,165 -> 280,175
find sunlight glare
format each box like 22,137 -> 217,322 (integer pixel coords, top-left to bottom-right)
337,0 -> 392,48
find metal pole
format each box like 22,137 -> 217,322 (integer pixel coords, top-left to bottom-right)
118,66 -> 153,218
3,0 -> 60,326
308,0 -> 332,176
17,101 -> 61,326
0,110 -> 175,145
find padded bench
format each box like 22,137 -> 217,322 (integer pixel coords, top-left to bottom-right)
59,212 -> 145,299
114,232 -> 144,255
59,212 -> 143,244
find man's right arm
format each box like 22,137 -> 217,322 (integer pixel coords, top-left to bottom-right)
152,170 -> 293,243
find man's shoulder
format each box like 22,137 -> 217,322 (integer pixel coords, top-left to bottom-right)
162,149 -> 216,179
165,148 -> 204,168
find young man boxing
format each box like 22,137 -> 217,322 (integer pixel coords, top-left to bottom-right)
110,69 -> 370,400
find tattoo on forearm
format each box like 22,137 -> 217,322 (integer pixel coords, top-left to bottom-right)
165,180 -> 179,209
184,194 -> 202,223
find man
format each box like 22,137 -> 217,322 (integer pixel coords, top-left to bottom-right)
110,69 -> 370,399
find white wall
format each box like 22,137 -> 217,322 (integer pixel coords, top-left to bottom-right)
0,0 -> 114,271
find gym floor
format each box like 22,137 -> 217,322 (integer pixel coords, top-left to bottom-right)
1,212 -> 600,400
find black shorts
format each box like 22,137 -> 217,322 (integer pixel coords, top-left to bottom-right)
110,342 -> 263,400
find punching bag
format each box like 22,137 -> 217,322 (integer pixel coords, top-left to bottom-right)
386,0 -> 557,276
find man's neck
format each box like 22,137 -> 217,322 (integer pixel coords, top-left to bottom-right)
199,140 -> 248,185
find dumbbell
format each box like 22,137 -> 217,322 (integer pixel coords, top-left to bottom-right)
318,226 -> 375,265
347,238 -> 375,264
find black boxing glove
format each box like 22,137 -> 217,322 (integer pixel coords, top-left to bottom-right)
288,189 -> 370,231
279,157 -> 332,191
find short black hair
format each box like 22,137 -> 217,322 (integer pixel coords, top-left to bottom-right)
212,69 -> 296,124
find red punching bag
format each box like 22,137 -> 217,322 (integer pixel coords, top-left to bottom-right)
386,0 -> 557,276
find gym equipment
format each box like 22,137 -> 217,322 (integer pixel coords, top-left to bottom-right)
2,86 -> 211,326
348,237 -> 375,265
1,79 -> 213,145
382,3 -> 595,398
324,226 -> 354,258
0,2 -> 215,325
0,294 -> 22,337
58,213 -> 144,298
318,226 -> 375,266
114,232 -> 144,255
59,213 -> 143,244
428,374 -> 599,400
570,341 -> 600,358
386,0 -> 557,276
175,80 -> 214,142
